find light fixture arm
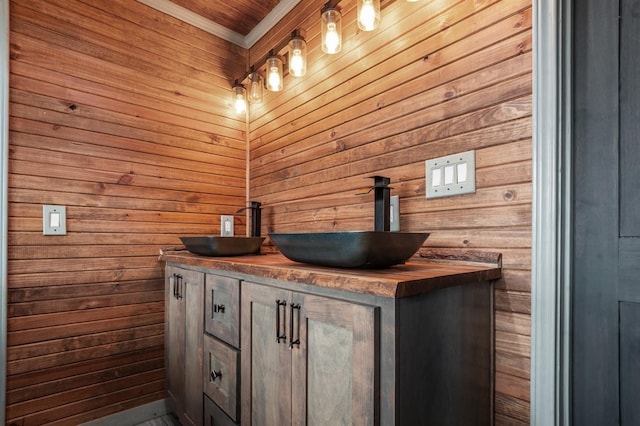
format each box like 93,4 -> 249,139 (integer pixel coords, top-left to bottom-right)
234,30 -> 298,87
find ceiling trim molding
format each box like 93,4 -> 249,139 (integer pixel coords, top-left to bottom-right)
136,0 -> 302,49
136,0 -> 245,46
243,0 -> 303,48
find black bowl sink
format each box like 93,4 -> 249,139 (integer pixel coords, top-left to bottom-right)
269,231 -> 429,269
180,236 -> 265,256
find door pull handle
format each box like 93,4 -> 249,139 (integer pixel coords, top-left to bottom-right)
289,303 -> 301,349
276,300 -> 287,343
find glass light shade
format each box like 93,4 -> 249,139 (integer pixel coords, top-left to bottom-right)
266,55 -> 284,92
321,7 -> 342,54
357,0 -> 380,31
288,36 -> 307,77
232,83 -> 246,114
248,72 -> 263,103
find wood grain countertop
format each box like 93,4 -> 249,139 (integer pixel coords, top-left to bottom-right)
159,249 -> 502,298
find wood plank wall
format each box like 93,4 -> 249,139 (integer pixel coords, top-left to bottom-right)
7,0 -> 247,424
249,0 -> 532,423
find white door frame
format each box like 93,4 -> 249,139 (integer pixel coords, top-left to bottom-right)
531,0 -> 572,424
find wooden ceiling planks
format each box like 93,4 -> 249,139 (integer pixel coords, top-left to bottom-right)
170,0 -> 283,35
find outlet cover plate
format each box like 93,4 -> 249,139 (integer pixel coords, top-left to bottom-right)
221,215 -> 234,236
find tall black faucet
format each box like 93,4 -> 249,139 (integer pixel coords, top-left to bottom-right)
372,176 -> 390,232
249,201 -> 262,237
237,201 -> 262,237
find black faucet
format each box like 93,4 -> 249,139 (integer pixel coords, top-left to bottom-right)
236,201 -> 262,237
372,176 -> 390,232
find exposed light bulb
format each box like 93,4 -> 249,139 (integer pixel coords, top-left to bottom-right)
265,54 -> 283,92
325,23 -> 340,53
232,83 -> 246,114
321,7 -> 342,54
288,33 -> 307,77
248,72 -> 263,104
358,0 -> 378,31
290,50 -> 305,76
268,66 -> 282,91
234,96 -> 246,114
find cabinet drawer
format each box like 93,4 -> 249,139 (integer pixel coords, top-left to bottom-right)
205,274 -> 240,347
204,394 -> 237,426
204,334 -> 239,422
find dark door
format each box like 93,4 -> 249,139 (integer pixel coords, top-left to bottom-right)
573,0 -> 640,424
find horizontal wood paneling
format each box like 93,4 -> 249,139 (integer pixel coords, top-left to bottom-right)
7,0 -> 532,423
249,0 -> 532,423
7,0 -> 247,424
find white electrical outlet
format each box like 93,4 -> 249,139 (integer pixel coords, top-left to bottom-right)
425,150 -> 476,199
221,215 -> 234,237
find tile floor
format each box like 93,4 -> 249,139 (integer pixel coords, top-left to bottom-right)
135,414 -> 180,426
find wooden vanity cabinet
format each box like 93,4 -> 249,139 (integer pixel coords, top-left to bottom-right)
240,281 -> 377,426
165,265 -> 204,426
162,254 -> 496,426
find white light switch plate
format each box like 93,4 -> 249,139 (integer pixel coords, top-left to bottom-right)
390,195 -> 400,232
425,150 -> 476,199
43,205 -> 67,235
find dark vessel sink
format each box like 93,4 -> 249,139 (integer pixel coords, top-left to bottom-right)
180,236 -> 265,256
269,231 -> 429,268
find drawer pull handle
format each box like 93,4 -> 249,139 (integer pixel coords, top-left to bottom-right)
210,370 -> 223,381
213,304 -> 225,313
289,303 -> 301,349
276,300 -> 287,344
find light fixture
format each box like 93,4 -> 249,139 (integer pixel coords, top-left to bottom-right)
232,80 -> 246,115
406,0 -> 420,2
288,30 -> 307,77
266,51 -> 284,92
231,0 -> 398,112
247,68 -> 263,103
321,3 -> 342,54
357,0 -> 380,31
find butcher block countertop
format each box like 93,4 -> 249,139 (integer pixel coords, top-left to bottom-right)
159,249 -> 502,299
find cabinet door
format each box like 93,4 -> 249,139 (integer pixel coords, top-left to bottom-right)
205,273 -> 240,348
291,293 -> 377,426
165,267 -> 185,416
241,282 -> 292,426
165,266 -> 204,426
183,269 -> 204,426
